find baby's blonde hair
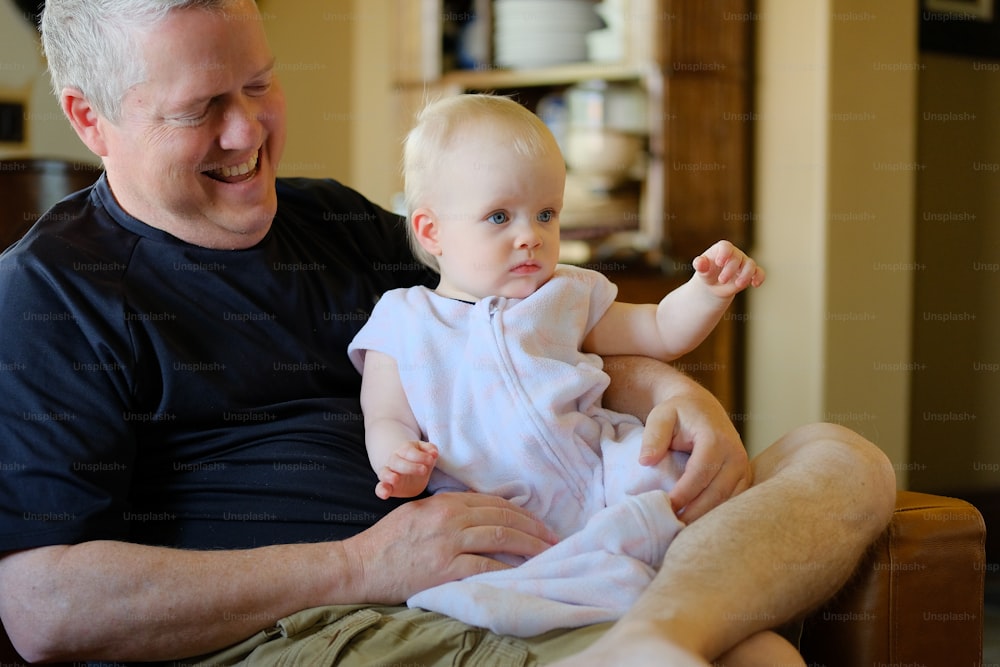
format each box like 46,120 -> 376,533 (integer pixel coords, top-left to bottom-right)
402,94 -> 562,272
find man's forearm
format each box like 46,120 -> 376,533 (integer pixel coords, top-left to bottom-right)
0,491 -> 559,664
602,355 -> 704,419
0,539 -> 350,662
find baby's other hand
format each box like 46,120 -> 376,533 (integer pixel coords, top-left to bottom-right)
692,240 -> 765,297
375,440 -> 439,500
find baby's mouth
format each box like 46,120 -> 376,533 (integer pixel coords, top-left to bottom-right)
204,151 -> 260,183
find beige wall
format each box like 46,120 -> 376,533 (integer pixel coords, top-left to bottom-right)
747,0 -> 918,488
261,1 -> 353,184
745,1 -> 831,456
262,0 -> 398,209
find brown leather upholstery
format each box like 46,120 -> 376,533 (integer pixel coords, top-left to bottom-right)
800,490 -> 985,666
0,490 -> 985,665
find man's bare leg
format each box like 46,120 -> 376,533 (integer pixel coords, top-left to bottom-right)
550,422 -> 896,666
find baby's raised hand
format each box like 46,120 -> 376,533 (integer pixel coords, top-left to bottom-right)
692,240 -> 765,298
376,440 -> 439,500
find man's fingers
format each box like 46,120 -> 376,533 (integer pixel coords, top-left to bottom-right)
450,553 -> 517,577
671,449 -> 751,522
668,461 -> 717,515
452,494 -> 559,548
426,497 -> 557,580
458,521 -> 553,560
638,404 -> 678,465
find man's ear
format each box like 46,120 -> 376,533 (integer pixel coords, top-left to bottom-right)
60,87 -> 110,157
412,208 -> 443,256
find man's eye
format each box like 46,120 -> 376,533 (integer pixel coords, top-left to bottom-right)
537,210 -> 554,222
487,212 -> 508,225
171,106 -> 211,126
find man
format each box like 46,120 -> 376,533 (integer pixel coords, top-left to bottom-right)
0,1 -> 896,665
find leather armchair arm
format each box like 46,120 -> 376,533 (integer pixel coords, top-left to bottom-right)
799,490 -> 986,666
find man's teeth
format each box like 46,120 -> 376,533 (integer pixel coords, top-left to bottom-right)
210,153 -> 258,178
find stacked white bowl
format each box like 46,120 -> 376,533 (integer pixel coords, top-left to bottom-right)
493,0 -> 603,69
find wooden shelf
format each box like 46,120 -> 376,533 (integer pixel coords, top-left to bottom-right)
433,62 -> 656,92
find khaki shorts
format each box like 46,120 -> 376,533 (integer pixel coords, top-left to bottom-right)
182,604 -> 613,667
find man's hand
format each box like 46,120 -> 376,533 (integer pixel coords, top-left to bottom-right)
637,383 -> 752,522
341,492 -> 557,603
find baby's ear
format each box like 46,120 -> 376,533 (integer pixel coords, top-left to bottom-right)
411,208 -> 443,256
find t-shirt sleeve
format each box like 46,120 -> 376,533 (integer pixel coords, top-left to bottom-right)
287,178 -> 436,292
0,257 -> 135,551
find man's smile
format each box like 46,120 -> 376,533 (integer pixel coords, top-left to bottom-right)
204,150 -> 260,183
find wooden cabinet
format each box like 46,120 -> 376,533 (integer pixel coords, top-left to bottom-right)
390,0 -> 753,417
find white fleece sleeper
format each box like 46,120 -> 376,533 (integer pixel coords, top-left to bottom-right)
348,264 -> 687,636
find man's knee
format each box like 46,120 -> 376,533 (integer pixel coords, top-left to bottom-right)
755,422 -> 896,531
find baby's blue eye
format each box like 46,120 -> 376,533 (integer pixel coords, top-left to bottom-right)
537,210 -> 554,222
487,212 -> 508,225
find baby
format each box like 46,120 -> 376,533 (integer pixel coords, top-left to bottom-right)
348,94 -> 764,636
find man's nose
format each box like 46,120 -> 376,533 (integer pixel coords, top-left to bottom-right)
219,98 -> 264,151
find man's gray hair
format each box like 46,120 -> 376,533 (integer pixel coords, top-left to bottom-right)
40,0 -> 235,122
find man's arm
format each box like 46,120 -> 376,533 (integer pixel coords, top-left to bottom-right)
0,492 -> 555,663
602,355 -> 752,521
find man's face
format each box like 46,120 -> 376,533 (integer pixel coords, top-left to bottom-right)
97,0 -> 286,249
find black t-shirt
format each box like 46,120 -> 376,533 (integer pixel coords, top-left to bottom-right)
0,176 -> 433,551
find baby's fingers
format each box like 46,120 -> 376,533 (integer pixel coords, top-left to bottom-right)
396,441 -> 438,467
716,254 -> 748,284
413,441 -> 440,458
376,472 -> 399,500
708,240 -> 736,266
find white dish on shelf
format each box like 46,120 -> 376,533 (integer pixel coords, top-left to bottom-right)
494,33 -> 590,69
586,28 -> 625,63
494,33 -> 590,50
494,12 -> 602,31
493,0 -> 599,69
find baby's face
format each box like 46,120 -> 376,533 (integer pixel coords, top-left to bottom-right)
426,132 -> 566,302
